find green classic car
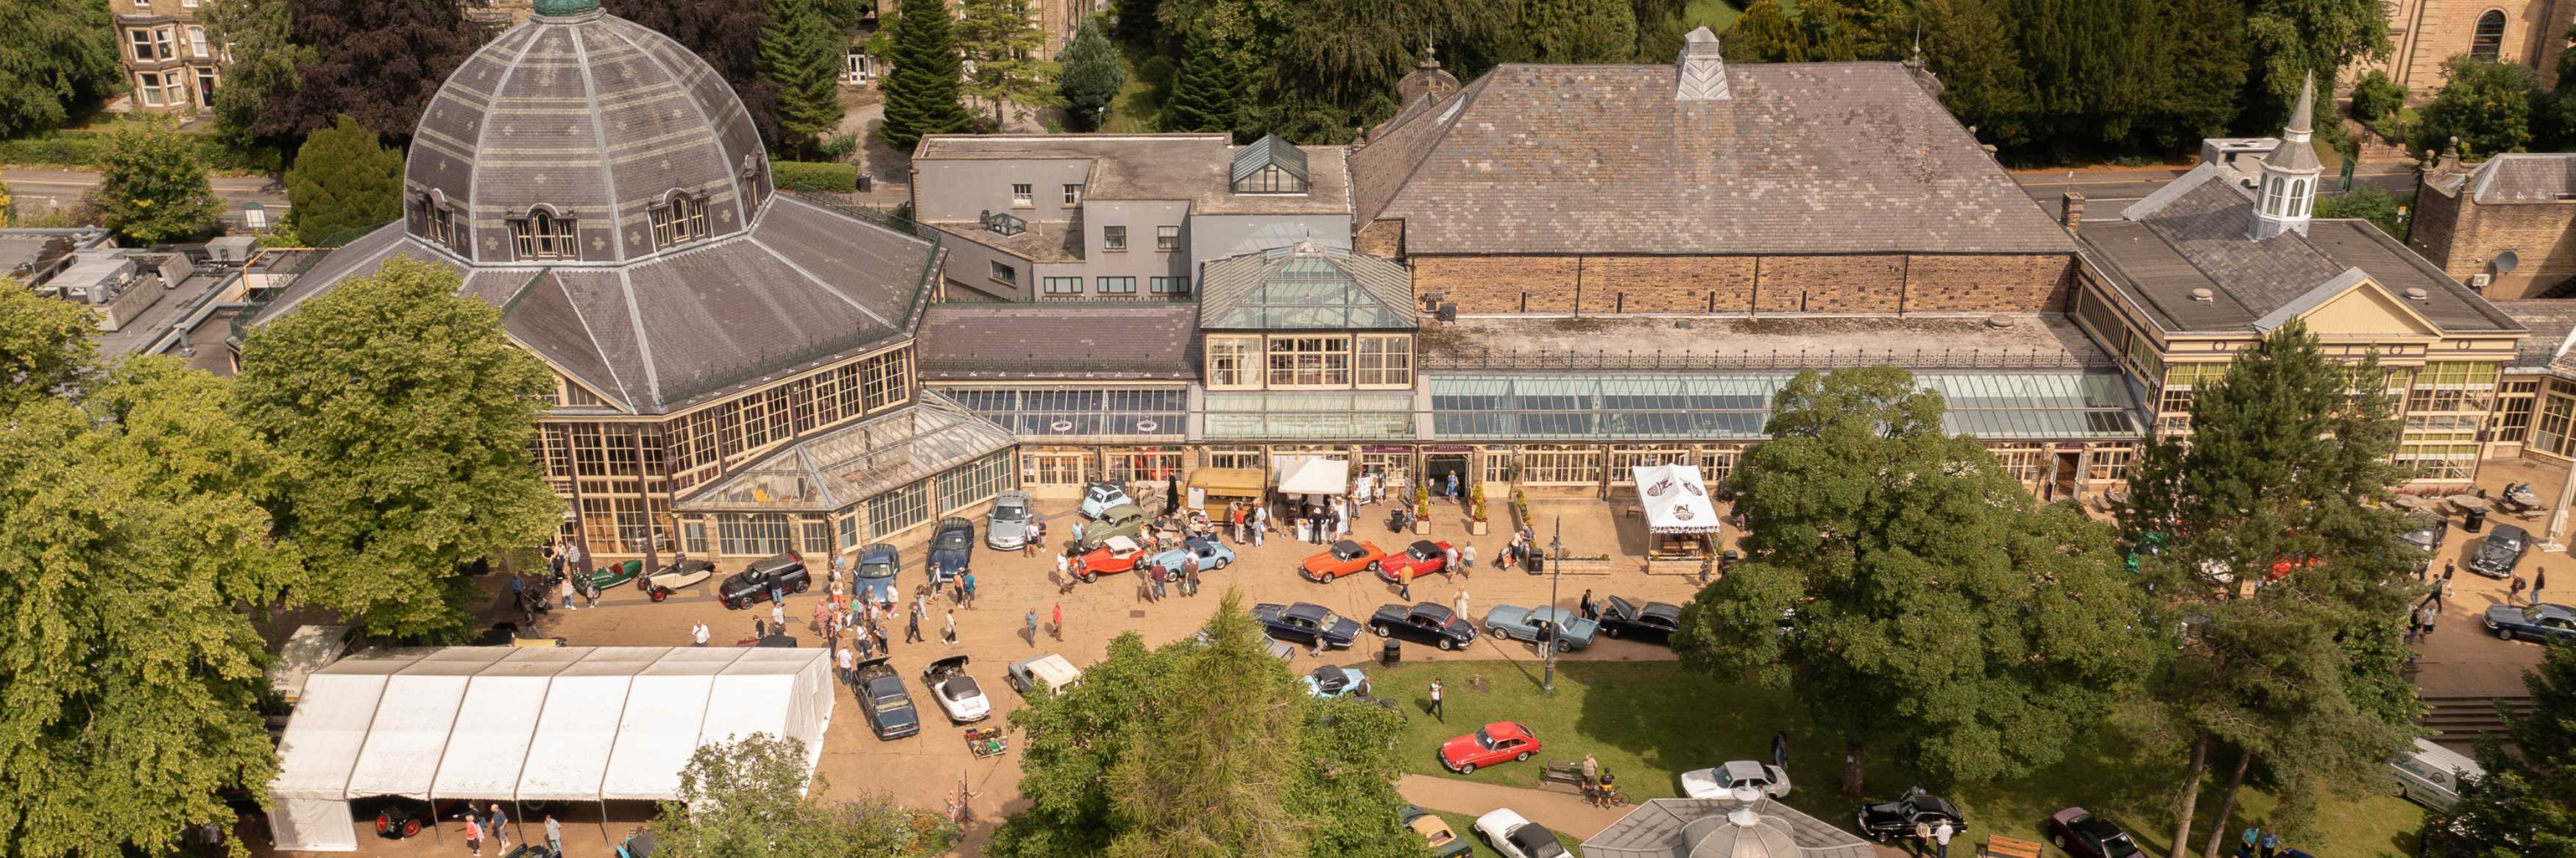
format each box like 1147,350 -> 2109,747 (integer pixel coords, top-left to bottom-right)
582,559 -> 644,592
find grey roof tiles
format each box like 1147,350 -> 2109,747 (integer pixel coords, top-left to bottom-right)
914,303 -> 1200,380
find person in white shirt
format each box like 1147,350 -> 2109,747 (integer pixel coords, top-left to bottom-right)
690,621 -> 710,647
834,643 -> 854,686
1933,821 -> 1954,858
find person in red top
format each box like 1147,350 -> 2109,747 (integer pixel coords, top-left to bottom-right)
1051,603 -> 1063,640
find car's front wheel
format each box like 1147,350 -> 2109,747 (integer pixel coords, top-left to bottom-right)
2053,835 -> 2067,849
1366,561 -> 1381,573
1603,626 -> 1624,639
1514,751 -> 1531,762
1457,762 -> 1476,775
1554,639 -> 1574,653
1373,623 -> 1393,637
793,578 -> 810,594
1076,571 -> 1094,583
1489,625 -> 1509,639
650,588 -> 670,603
1437,637 -> 1457,651
2497,626 -> 2516,640
722,598 -> 739,610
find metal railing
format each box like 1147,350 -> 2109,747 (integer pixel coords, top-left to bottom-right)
1423,347 -> 2117,372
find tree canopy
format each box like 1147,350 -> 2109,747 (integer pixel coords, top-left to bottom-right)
2414,57 -> 2538,159
877,0 -> 974,152
286,115 -> 404,244
202,0 -> 312,149
958,0 -> 1061,130
1158,26 -> 1245,135
0,281 -> 99,413
93,119 -> 224,244
0,0 -> 124,137
758,0 -> 847,152
653,734 -> 955,858
255,0 -> 486,141
1057,17 -> 1126,130
232,258 -> 562,639
2424,643 -> 2576,858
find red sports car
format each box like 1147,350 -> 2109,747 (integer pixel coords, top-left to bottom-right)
1440,721 -> 1541,775
1376,539 -> 1454,583
1301,539 -> 1390,582
1075,536 -> 1150,582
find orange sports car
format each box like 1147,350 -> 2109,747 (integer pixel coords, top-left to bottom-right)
1075,536 -> 1150,582
1300,539 -> 1388,582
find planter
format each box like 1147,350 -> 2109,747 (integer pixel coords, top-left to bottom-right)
1469,519 -> 1489,536
1413,520 -> 1433,535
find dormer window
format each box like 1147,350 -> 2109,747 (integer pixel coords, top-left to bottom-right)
416,191 -> 458,251
651,191 -> 710,249
1230,134 -> 1309,194
510,208 -> 578,260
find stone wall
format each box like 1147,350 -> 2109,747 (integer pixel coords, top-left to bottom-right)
1412,252 -> 2074,315
2410,188 -> 2576,299
1354,219 -> 1404,258
2362,0 -> 2576,95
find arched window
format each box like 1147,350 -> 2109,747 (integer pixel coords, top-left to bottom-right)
650,190 -> 710,249
2289,179 -> 2307,216
511,207 -> 578,260
416,192 -> 456,249
2264,177 -> 2284,216
2472,10 -> 2506,60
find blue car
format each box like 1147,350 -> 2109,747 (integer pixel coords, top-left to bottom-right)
1303,664 -> 1370,699
1148,537 -> 1236,574
854,543 -> 899,601
1481,604 -> 1600,652
2483,602 -> 2576,643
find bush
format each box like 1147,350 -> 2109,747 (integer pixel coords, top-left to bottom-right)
772,160 -> 859,193
0,124 -> 280,173
2351,71 -> 2406,124
816,133 -> 860,161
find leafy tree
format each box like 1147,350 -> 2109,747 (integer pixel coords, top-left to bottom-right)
0,280 -> 101,411
1721,0 -> 1800,63
0,0 -> 123,137
202,0 -> 313,149
2315,185 -> 2407,241
0,358 -> 291,858
93,119 -> 224,244
1158,26 -> 1244,135
958,0 -> 1061,130
232,258 -> 561,639
877,0 -> 974,152
2424,643 -> 2576,858
2117,320 -> 2419,857
2243,0 -> 2389,129
2349,70 -> 2406,124
0,178 -> 11,227
256,0 -> 485,141
1518,0 -> 1638,64
1159,0 -> 1508,143
607,0 -> 785,146
1917,0 -> 2030,146
760,0 -> 848,152
1057,17 -> 1125,130
1669,366 -> 2158,795
2416,57 -> 2538,158
285,115 -> 403,244
2150,0 -> 2249,147
654,734 -> 956,858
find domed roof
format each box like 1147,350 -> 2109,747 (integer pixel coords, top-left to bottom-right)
403,1 -> 772,265
1680,805 -> 1802,858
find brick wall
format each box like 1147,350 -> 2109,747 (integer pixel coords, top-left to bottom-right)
2363,0 -> 2576,94
2408,185 -> 2465,270
2416,193 -> 2576,299
1412,252 -> 2073,315
1355,219 -> 1404,258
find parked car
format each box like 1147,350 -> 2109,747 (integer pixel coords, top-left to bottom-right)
1679,759 -> 1791,799
986,490 -> 1036,550
1481,604 -> 1600,652
2392,737 -> 2484,810
1078,481 -> 1133,520
368,798 -> 468,839
921,655 -> 991,723
853,656 -> 919,740
1078,503 -> 1149,550
930,517 -> 975,583
1301,539 -> 1390,582
641,558 -> 716,601
1374,539 -> 1453,583
1440,721 -> 1541,775
1303,664 -> 1372,700
1368,602 -> 1478,650
1472,808 -> 1568,858
1192,627 -> 1299,659
1150,536 -> 1236,572
2466,524 -> 2530,578
718,552 -> 810,609
1401,804 -> 1473,858
1076,536 -> 1151,581
1855,787 -> 1967,842
582,559 -> 643,592
1597,596 -> 1684,645
854,543 -> 899,601
475,622 -> 565,648
2483,602 -> 2576,642
1253,602 -> 1363,650
2047,808 -> 2141,858
2396,517 -> 2449,553
1005,653 -> 1082,696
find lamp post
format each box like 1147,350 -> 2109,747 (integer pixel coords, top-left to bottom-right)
1544,516 -> 1563,693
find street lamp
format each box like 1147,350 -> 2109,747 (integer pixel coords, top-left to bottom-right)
1544,516 -> 1563,693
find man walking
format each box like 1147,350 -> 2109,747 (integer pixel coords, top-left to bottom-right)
1150,565 -> 1168,600
1253,505 -> 1267,547
1398,564 -> 1414,601
835,642 -> 854,686
1454,586 -> 1469,623
1185,558 -> 1201,597
560,574 -> 578,611
544,815 -> 563,858
2536,567 -> 2549,605
691,620 -> 710,647
906,605 -> 924,642
488,804 -> 511,852
963,570 -> 979,609
1933,820 -> 1954,858
2417,601 -> 2439,640
944,609 -> 958,644
1458,543 -> 1475,578
1428,678 -> 1445,722
1579,589 -> 1597,620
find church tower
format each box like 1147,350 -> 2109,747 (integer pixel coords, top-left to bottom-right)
2251,73 -> 2321,240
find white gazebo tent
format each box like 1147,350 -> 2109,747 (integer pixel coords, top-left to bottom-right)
1275,455 -> 1351,496
266,646 -> 835,852
1632,464 -> 1722,558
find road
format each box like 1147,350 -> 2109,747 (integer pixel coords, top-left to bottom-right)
3,166 -> 286,218
2013,164 -> 2421,218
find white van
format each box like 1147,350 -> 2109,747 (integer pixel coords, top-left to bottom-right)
2391,738 -> 2484,810
1006,653 -> 1083,696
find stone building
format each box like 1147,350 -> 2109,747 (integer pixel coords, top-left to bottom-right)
107,0 -> 222,114
2410,150 -> 2576,299
2363,0 -> 2576,95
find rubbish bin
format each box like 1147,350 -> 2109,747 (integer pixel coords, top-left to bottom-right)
1381,638 -> 1401,667
2465,508 -> 2488,533
1527,554 -> 1545,575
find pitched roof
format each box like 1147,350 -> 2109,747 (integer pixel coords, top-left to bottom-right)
1197,244 -> 1415,330
2494,300 -> 2576,371
913,134 -> 1352,216
1348,61 -> 2073,255
2464,153 -> 2576,203
913,302 -> 1200,380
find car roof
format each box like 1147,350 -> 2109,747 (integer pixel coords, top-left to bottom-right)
1485,721 -> 1532,739
1409,602 -> 1454,622
1643,603 -> 1684,620
938,517 -> 972,529
860,543 -> 896,561
2074,817 -> 2126,838
1722,760 -> 1766,779
1332,539 -> 1364,553
1409,539 -> 1441,554
1287,603 -> 1331,620
1185,536 -> 1217,550
2492,523 -> 2530,541
1102,536 -> 1142,552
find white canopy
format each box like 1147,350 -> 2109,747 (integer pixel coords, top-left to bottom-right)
267,646 -> 835,852
1632,464 -> 1722,534
1276,456 -> 1351,495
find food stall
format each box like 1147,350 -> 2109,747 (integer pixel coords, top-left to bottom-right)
1187,467 -> 1267,514
1632,463 -> 1721,559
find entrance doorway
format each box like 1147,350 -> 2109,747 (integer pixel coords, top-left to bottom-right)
2048,452 -> 2082,500
1425,454 -> 1470,497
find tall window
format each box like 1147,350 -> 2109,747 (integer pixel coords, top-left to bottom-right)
2536,391 -> 2576,457
1096,276 -> 1136,294
2288,180 -> 2307,216
2471,10 -> 2506,60
1156,225 -> 1180,252
866,481 -> 932,538
717,514 -> 793,556
420,194 -> 457,249
650,191 -> 710,248
137,72 -> 168,107
1355,334 -> 1414,387
1103,226 -> 1127,251
512,208 -> 578,260
2262,177 -> 2283,216
1062,184 -> 1082,205
186,26 -> 208,58
1206,336 -> 1257,388
1267,336 -> 1351,387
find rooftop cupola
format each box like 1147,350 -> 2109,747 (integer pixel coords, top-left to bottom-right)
2251,72 -> 2321,240
1677,26 -> 1730,101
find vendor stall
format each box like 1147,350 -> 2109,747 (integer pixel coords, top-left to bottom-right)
1275,456 -> 1351,496
1632,464 -> 1722,559
1188,467 -> 1267,514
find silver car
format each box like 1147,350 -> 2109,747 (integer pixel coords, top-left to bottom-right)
987,490 -> 1034,550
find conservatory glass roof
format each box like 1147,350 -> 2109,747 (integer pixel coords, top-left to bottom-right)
1426,371 -> 2144,441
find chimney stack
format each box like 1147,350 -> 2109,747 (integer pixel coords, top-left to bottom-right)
1676,27 -> 1730,101
2060,190 -> 2084,234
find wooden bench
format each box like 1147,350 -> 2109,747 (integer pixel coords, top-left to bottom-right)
1539,761 -> 1588,793
1983,836 -> 2044,858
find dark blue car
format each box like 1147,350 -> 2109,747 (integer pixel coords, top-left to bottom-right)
856,543 -> 899,601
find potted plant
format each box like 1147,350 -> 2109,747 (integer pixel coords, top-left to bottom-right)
1467,483 -> 1489,535
1412,482 -> 1434,534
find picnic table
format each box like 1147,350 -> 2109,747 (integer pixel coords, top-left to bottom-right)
2450,494 -> 2491,514
1982,836 -> 2043,858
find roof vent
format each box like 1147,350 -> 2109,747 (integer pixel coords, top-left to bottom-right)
2190,288 -> 2216,302
1985,314 -> 2015,329
1675,27 -> 1731,102
2404,287 -> 2430,300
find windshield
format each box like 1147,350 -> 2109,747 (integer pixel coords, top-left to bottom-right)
1473,728 -> 1497,749
868,685 -> 908,712
2101,834 -> 2140,858
859,559 -> 895,578
946,677 -> 982,700
994,503 -> 1027,522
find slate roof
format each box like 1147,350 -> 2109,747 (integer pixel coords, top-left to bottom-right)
2079,164 -> 2522,336
1348,62 -> 2073,256
1197,244 -> 1415,330
1582,798 -> 1874,858
2459,154 -> 2576,203
913,303 -> 1200,380
2494,300 -> 2576,372
912,134 -> 1353,216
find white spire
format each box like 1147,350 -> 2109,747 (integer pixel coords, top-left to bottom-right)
2251,72 -> 2321,240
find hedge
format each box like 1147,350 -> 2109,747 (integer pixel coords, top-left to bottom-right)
773,160 -> 858,193
0,126 -> 280,174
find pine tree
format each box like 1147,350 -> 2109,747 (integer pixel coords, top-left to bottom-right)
760,0 -> 847,152
1055,17 -> 1125,131
285,115 -> 404,244
958,0 -> 1060,130
1158,27 -> 1242,135
877,0 -> 974,152
1516,0 -> 1637,63
1721,0 -> 1799,62
93,119 -> 223,244
1917,0 -> 2030,146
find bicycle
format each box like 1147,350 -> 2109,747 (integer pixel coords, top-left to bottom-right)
1583,776 -> 1630,808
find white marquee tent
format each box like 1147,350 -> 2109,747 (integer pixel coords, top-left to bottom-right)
1632,464 -> 1722,534
1275,455 -> 1351,495
266,646 -> 835,852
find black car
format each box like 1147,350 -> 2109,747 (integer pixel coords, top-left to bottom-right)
718,552 -> 811,609
1855,787 -> 1967,841
1596,596 -> 1682,645
1368,602 -> 1478,650
2466,524 -> 2530,579
1253,601 -> 1363,650
2396,517 -> 2449,553
2047,807 -> 2140,858
931,517 -> 975,581
853,656 -> 920,740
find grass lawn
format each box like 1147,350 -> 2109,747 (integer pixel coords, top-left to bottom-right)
1369,660 -> 2425,858
1101,41 -> 1164,133
1430,809 -> 1584,858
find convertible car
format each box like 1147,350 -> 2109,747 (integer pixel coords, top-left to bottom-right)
640,558 -> 715,602
1150,536 -> 1236,572
1401,804 -> 1473,858
1855,787 -> 1967,842
1303,664 -> 1373,700
1076,536 -> 1151,582
1301,539 -> 1390,582
1253,602 -> 1363,649
922,655 -> 991,723
1481,605 -> 1599,652
1374,539 -> 1453,583
1368,602 -> 1478,650
581,559 -> 643,592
